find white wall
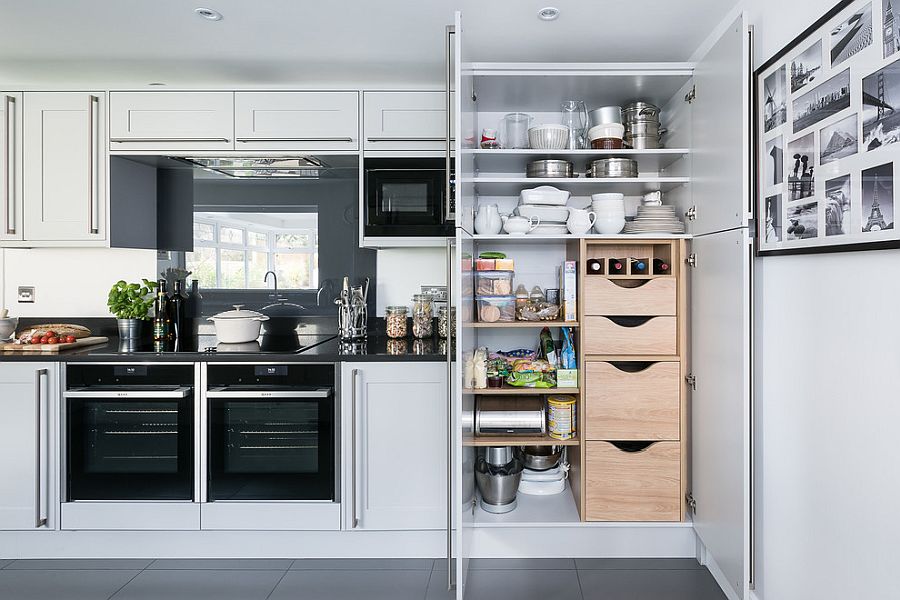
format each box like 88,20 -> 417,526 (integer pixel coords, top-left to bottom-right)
375,247 -> 447,314
2,248 -> 157,317
746,1 -> 900,598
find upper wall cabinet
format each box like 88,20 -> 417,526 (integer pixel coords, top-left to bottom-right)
234,91 -> 359,151
23,92 -> 106,242
363,91 -> 452,152
109,92 -> 234,151
0,92 -> 23,242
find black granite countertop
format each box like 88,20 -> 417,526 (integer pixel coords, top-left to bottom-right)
0,317 -> 449,363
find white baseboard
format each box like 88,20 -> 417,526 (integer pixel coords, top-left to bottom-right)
698,543 -> 742,600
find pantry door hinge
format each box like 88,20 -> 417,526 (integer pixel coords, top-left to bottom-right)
685,253 -> 697,268
684,85 -> 696,104
685,374 -> 697,391
685,206 -> 697,221
686,493 -> 697,514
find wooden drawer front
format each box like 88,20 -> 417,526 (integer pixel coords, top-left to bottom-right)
586,441 -> 681,522
109,92 -> 234,151
584,316 -> 676,355
584,277 -> 676,316
364,91 -> 447,151
585,362 -> 680,440
235,92 -> 359,150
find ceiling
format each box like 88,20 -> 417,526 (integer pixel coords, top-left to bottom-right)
0,0 -> 740,87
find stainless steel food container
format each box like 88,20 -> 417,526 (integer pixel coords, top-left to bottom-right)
526,159 -> 574,178
588,105 -> 623,127
516,445 -> 563,471
625,135 -> 663,149
588,158 -> 639,178
627,121 -> 662,137
623,101 -> 660,122
475,458 -> 524,514
475,397 -> 546,435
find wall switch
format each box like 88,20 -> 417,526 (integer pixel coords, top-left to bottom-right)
17,286 -> 35,303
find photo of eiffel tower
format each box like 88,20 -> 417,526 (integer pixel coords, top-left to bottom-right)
861,163 -> 895,232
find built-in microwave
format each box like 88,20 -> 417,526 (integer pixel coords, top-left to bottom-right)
363,157 -> 454,238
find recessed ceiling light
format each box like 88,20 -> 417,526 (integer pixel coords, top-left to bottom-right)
538,6 -> 560,21
194,7 -> 223,21
538,6 -> 559,21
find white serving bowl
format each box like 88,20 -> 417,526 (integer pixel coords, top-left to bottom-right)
587,123 -> 625,141
520,186 -> 571,206
517,204 -> 569,223
594,215 -> 626,235
528,124 -> 569,149
591,192 -> 626,203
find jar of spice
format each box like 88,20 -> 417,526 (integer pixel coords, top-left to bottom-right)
385,306 -> 408,339
438,306 -> 456,339
412,294 -> 434,338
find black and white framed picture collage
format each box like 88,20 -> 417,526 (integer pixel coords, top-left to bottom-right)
756,0 -> 900,255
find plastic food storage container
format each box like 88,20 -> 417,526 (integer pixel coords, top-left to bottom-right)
476,270 -> 515,296
476,295 -> 517,323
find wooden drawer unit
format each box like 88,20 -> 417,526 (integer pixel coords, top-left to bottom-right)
585,362 -> 680,440
585,441 -> 681,521
584,316 -> 676,355
584,277 -> 676,316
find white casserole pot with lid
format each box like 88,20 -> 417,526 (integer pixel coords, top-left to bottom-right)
207,305 -> 270,344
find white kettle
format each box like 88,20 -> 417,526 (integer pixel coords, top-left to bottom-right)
566,207 -> 596,235
474,204 -> 503,235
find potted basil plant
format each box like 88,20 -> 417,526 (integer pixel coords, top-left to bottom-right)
107,279 -> 157,341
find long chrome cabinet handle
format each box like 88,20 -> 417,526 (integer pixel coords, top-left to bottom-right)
445,237 -> 454,590
445,25 -> 455,224
366,137 -> 447,142
88,96 -> 99,234
235,137 -> 353,143
351,368 -> 360,529
4,95 -> 14,235
110,137 -> 231,143
34,368 -> 48,528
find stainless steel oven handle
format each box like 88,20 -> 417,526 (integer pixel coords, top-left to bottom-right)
34,368 -> 48,528
206,389 -> 332,399
64,387 -> 191,399
351,368 -> 360,529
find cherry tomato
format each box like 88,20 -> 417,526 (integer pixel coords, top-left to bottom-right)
65,335 -> 76,344
47,337 -> 59,345
31,336 -> 41,345
44,330 -> 56,338
40,336 -> 49,344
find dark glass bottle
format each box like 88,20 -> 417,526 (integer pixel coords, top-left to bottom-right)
608,258 -> 626,275
171,280 -> 186,351
184,280 -> 203,348
630,257 -> 648,275
153,279 -> 172,351
586,259 -> 604,275
652,258 -> 671,274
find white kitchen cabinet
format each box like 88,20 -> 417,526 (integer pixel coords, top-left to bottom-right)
1,92 -> 23,242
344,361 -> 448,530
23,92 -> 106,242
364,91 -> 453,151
234,91 -> 359,151
108,91 -> 233,151
0,363 -> 57,531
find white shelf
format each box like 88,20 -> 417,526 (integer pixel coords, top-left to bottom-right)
463,148 -> 689,173
467,177 -> 690,196
471,233 -> 691,243
474,483 -> 581,527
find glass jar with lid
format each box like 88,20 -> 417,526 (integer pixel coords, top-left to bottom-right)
385,306 -> 408,339
438,306 -> 456,339
412,294 -> 434,338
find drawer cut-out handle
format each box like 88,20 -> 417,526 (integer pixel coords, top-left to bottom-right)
610,441 -> 656,453
608,361 -> 656,373
608,279 -> 652,290
607,316 -> 654,328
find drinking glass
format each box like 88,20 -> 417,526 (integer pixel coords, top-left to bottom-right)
561,101 -> 588,149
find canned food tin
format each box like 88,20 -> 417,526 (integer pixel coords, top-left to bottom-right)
547,395 -> 577,440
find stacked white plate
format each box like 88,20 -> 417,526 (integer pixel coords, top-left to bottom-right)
624,205 -> 685,234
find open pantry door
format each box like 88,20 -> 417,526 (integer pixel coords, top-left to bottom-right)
688,12 -> 752,600
453,10 -> 478,599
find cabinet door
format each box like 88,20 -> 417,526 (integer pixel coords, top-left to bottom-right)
347,362 -> 447,530
364,91 -> 447,151
24,92 -> 106,242
109,91 -> 233,151
0,363 -> 56,530
234,92 -> 358,151
0,92 -> 23,242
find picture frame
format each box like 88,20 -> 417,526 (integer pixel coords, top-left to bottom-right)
754,0 -> 900,255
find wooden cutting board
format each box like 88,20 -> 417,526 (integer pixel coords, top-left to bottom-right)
1,336 -> 109,353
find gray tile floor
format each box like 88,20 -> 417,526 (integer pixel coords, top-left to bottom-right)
0,558 -> 727,600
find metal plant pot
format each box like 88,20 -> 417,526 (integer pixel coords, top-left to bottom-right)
117,318 -> 143,341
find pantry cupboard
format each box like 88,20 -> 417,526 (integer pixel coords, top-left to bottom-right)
451,10 -> 752,600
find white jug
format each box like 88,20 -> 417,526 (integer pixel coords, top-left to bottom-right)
474,204 -> 503,235
566,207 -> 596,235
501,214 -> 541,235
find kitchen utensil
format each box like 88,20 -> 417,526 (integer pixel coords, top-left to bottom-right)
527,124 -> 569,149
519,186 -> 571,205
625,134 -> 663,149
486,446 -> 515,467
516,445 -> 564,471
561,100 -> 588,149
526,159 -> 574,178
0,336 -> 109,353
516,204 -> 569,223
566,207 -> 596,235
336,281 -> 368,340
588,106 -> 623,127
207,305 -> 269,344
502,112 -> 533,149
628,121 -> 664,137
623,101 -> 660,121
588,158 -> 638,178
502,214 -> 541,235
594,215 -> 627,234
591,192 -> 626,204
0,317 -> 18,341
591,194 -> 627,235
474,204 -> 503,234
518,463 -> 569,495
643,191 -> 663,206
475,456 -> 524,513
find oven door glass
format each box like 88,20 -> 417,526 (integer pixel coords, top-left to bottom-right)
208,395 -> 334,501
67,397 -> 194,500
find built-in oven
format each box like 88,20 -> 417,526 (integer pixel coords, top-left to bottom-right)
363,157 -> 454,238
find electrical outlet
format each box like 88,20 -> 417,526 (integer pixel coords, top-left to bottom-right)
17,286 -> 35,303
